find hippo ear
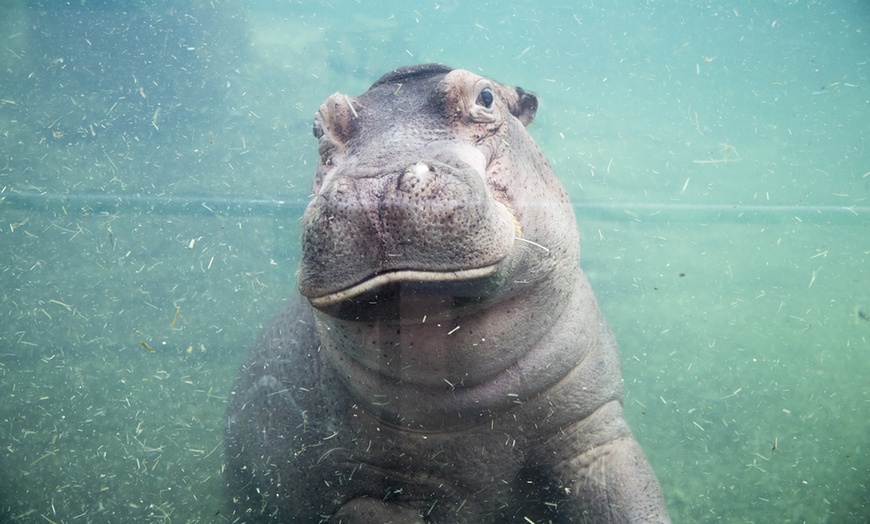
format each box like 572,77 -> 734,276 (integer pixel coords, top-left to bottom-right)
315,93 -> 359,146
511,87 -> 538,127
496,85 -> 538,127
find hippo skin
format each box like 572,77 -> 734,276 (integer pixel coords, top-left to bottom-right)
225,64 -> 670,523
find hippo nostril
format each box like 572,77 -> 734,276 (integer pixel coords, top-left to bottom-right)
398,162 -> 435,194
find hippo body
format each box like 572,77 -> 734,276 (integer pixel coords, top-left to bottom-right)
225,64 -> 669,523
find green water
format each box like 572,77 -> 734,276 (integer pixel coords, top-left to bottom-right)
1,1 -> 867,522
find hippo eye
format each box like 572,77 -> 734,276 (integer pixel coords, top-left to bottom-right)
312,118 -> 324,139
476,87 -> 494,109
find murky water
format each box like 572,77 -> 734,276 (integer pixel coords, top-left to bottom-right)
1,1 -> 868,522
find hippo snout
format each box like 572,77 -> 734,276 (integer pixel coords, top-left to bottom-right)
298,157 -> 518,309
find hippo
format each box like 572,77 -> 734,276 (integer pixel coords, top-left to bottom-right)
225,64 -> 670,523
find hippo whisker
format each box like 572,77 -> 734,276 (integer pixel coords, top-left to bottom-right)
343,94 -> 359,118
514,236 -> 550,254
317,447 -> 351,464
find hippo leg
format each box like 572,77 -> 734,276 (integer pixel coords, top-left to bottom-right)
549,402 -> 670,523
329,498 -> 425,524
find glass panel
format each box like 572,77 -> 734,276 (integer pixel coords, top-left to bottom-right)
1,1 -> 867,522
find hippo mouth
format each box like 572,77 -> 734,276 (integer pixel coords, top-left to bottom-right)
308,265 -> 499,308
298,155 -> 523,322
305,260 -> 515,323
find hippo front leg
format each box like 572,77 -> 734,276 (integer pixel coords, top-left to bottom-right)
549,402 -> 671,523
556,438 -> 670,523
329,498 -> 426,524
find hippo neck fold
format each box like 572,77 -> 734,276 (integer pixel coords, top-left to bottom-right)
314,266 -> 584,430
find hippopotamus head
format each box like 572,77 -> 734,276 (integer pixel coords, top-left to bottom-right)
298,64 -> 579,324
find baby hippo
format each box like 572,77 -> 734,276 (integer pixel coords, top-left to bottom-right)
225,64 -> 670,523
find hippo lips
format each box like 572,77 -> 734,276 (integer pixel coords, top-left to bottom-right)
307,264 -> 500,309
305,256 -> 520,323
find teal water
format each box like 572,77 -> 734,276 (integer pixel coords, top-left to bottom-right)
1,1 -> 867,522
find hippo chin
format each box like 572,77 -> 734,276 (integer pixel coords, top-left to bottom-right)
225,64 -> 670,523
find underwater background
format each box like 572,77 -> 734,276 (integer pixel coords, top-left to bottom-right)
1,0 -> 868,522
